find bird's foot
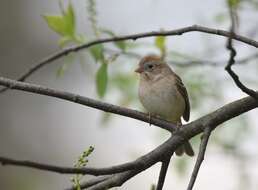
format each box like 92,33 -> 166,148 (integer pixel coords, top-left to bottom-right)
174,121 -> 182,132
176,121 -> 182,127
148,112 -> 152,126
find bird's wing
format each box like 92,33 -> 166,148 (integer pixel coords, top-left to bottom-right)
174,73 -> 190,121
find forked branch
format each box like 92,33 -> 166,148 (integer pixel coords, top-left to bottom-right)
0,76 -> 258,189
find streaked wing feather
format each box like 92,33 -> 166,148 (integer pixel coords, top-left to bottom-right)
174,73 -> 190,121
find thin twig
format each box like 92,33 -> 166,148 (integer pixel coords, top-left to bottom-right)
66,175 -> 111,190
156,156 -> 171,190
175,52 -> 258,67
225,6 -> 258,99
1,24 -> 258,93
105,48 -> 258,67
186,126 -> 212,190
0,156 -> 141,176
87,169 -> 141,190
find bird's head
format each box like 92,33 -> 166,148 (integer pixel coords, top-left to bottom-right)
135,55 -> 170,79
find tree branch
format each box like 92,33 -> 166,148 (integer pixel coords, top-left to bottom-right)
186,126 -> 212,190
156,157 -> 171,190
1,24 -> 258,93
66,176 -> 112,190
0,156 -> 141,176
225,6 -> 258,100
87,169 -> 141,190
175,52 -> 258,67
105,48 -> 258,67
0,77 -> 176,132
0,77 -> 258,190
186,5 -> 257,190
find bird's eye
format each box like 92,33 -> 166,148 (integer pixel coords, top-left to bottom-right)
148,64 -> 153,69
143,62 -> 155,71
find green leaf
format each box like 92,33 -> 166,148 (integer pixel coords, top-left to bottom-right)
90,44 -> 104,62
56,55 -> 74,77
87,0 -> 99,37
155,36 -> 166,52
43,2 -> 75,37
43,15 -> 67,36
56,63 -> 68,77
73,34 -> 86,44
64,2 -> 75,36
96,63 -> 108,98
227,0 -> 240,8
114,41 -> 127,51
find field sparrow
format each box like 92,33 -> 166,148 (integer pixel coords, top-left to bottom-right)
135,55 -> 194,156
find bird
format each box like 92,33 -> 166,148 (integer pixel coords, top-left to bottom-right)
135,55 -> 194,156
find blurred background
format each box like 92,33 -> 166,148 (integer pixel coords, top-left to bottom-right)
0,0 -> 258,189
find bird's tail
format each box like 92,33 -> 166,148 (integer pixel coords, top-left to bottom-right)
175,141 -> 194,156
174,119 -> 194,157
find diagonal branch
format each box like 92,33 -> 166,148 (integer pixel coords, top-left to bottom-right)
87,169 -> 141,190
66,175 -> 112,190
0,77 -> 176,132
0,77 -> 258,190
186,126 -> 212,190
1,24 -> 258,93
156,157 -> 171,190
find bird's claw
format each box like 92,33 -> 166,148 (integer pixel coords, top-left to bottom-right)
148,112 -> 152,126
175,121 -> 182,132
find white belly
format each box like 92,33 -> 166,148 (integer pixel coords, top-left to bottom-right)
139,78 -> 185,123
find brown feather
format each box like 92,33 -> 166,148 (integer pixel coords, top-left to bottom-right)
173,73 -> 190,121
139,55 -> 162,68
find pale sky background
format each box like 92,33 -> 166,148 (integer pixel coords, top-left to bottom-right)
0,0 -> 258,190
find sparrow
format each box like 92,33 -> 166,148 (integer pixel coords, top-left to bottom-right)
135,55 -> 194,156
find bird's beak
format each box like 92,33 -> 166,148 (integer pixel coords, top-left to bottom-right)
135,67 -> 143,73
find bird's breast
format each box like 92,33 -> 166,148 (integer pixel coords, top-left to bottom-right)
139,77 -> 185,123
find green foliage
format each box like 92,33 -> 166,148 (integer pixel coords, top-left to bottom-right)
90,44 -> 105,62
88,0 -> 99,37
114,41 -> 127,52
56,59 -> 77,78
227,0 -> 240,8
44,1 -> 110,97
43,15 -> 71,36
155,36 -> 166,57
96,63 -> 108,98
43,2 -> 77,46
56,62 -> 69,77
71,146 -> 94,190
